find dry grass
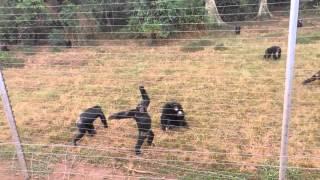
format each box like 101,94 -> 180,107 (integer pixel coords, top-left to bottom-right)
0,15 -> 320,179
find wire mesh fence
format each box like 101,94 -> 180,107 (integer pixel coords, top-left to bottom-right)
0,0 -> 319,179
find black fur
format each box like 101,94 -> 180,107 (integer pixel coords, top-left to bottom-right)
160,101 -> 187,131
302,71 -> 320,85
0,44 -> 9,51
297,19 -> 303,28
108,86 -> 154,155
235,25 -> 241,35
73,105 -> 107,145
264,46 -> 281,60
65,40 -> 72,48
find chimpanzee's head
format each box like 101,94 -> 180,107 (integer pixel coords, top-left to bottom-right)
170,102 -> 184,117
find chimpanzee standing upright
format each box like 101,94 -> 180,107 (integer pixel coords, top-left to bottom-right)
108,86 -> 154,155
72,105 -> 108,145
235,25 -> 241,35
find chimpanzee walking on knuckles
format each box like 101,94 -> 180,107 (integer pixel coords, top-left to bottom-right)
72,105 -> 108,145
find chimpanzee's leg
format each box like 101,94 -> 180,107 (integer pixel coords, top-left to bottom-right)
278,50 -> 281,59
87,124 -> 96,137
273,53 -> 278,60
160,116 -> 167,131
73,123 -> 87,146
135,131 -> 147,155
267,53 -> 271,59
147,130 -> 154,146
178,118 -> 186,127
168,118 -> 176,129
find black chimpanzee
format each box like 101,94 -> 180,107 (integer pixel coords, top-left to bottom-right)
65,40 -> 72,48
235,25 -> 241,35
302,71 -> 320,85
108,86 -> 154,155
160,101 -> 187,131
72,105 -> 107,145
297,19 -> 303,28
0,44 -> 9,51
264,46 -> 281,60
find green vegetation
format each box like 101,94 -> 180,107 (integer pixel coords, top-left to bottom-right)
0,0 -> 319,179
0,0 -> 318,45
181,40 -> 215,52
0,52 -> 24,68
297,31 -> 320,44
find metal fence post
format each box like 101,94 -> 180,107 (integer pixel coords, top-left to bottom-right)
0,68 -> 29,180
279,0 -> 300,179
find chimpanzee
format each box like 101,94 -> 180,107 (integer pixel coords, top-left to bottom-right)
72,105 -> 108,145
264,46 -> 281,60
147,32 -> 157,46
302,71 -> 320,85
65,40 -> 72,48
160,101 -> 187,131
235,25 -> 241,35
297,19 -> 303,28
108,86 -> 154,155
0,44 -> 9,51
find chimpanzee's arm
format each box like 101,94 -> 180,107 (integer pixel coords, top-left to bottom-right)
88,106 -> 107,128
303,71 -> 320,85
139,86 -> 150,108
108,109 -> 136,120
97,109 -> 108,128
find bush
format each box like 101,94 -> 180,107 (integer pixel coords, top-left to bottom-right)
48,29 -> 66,46
14,0 -> 51,45
127,0 -> 207,38
216,0 -> 259,22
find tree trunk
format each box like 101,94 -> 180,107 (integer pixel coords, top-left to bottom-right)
257,0 -> 272,18
205,0 -> 226,26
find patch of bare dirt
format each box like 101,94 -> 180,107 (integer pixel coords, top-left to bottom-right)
0,161 -> 24,180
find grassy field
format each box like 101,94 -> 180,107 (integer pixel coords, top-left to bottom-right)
0,15 -> 320,179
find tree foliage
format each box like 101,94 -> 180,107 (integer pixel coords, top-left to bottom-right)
14,0 -> 50,44
127,0 -> 207,38
0,0 -> 317,43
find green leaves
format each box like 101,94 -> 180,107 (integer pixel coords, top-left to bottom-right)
127,0 -> 206,38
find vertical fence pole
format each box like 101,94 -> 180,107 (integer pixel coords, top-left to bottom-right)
0,68 -> 29,180
279,0 -> 300,179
